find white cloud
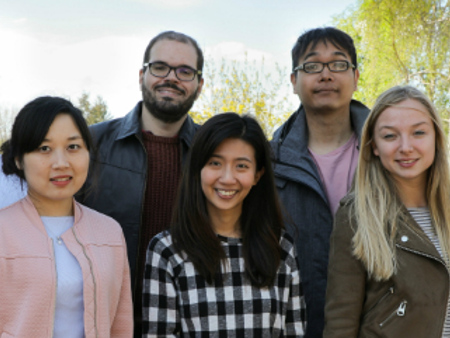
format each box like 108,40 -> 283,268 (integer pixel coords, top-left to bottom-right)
12,18 -> 27,24
205,41 -> 275,62
128,0 -> 202,9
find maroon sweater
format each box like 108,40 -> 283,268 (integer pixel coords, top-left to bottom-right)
134,130 -> 181,328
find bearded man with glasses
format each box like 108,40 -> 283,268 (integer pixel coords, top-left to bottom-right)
271,27 -> 370,337
77,31 -> 204,337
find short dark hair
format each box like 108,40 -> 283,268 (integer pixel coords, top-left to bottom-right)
291,27 -> 357,72
142,31 -> 204,79
1,96 -> 93,181
171,112 -> 285,287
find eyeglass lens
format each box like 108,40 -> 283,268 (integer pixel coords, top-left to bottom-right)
150,62 -> 196,81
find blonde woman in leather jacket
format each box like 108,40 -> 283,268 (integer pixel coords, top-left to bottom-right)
324,86 -> 450,337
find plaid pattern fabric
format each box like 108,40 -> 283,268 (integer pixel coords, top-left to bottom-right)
142,230 -> 306,337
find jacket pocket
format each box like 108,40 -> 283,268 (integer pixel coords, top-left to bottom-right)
379,300 -> 407,328
366,286 -> 395,315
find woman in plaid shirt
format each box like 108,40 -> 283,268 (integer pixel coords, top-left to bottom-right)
142,113 -> 306,337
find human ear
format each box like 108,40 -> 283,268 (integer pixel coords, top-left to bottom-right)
372,141 -> 379,157
253,167 -> 265,185
15,158 -> 22,170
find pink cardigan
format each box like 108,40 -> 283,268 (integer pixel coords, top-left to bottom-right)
0,196 -> 133,337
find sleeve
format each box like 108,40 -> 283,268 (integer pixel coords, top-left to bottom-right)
142,236 -> 180,337
323,205 -> 366,337
110,232 -> 134,337
284,239 -> 306,337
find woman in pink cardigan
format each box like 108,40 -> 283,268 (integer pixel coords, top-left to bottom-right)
0,96 -> 133,337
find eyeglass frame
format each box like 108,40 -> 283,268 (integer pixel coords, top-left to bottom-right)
293,60 -> 356,74
143,61 -> 202,81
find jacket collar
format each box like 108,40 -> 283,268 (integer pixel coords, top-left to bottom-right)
116,101 -> 198,147
22,195 -> 83,233
396,207 -> 444,263
273,99 -> 370,165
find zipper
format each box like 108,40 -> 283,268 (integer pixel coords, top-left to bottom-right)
72,227 -> 99,338
397,244 -> 450,336
50,239 -> 57,338
366,286 -> 394,314
379,300 -> 407,328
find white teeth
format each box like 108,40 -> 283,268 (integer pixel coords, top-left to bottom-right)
399,160 -> 415,164
52,177 -> 70,182
217,189 -> 236,196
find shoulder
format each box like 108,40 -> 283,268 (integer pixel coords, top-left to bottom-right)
279,230 -> 297,257
76,202 -> 124,240
148,231 -> 176,256
0,198 -> 26,221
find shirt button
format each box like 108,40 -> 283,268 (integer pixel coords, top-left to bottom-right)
401,235 -> 409,242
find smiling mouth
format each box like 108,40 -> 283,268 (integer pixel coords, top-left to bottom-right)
50,177 -> 72,182
216,189 -> 237,197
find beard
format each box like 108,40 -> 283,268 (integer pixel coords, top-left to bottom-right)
141,81 -> 199,123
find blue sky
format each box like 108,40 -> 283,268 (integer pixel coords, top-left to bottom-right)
0,0 -> 357,117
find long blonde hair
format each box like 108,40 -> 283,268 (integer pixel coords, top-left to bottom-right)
352,85 -> 450,280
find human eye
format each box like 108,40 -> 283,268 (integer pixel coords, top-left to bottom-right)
176,67 -> 194,79
37,145 -> 51,153
207,159 -> 221,167
68,143 -> 82,151
151,62 -> 168,73
304,62 -> 320,73
382,133 -> 396,140
331,61 -> 348,71
414,130 -> 426,136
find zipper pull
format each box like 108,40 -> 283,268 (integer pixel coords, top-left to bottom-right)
396,301 -> 407,316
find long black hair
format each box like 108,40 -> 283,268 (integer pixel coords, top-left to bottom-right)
171,112 -> 284,287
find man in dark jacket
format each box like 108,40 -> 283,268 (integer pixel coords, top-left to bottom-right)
77,31 -> 204,337
271,27 -> 370,337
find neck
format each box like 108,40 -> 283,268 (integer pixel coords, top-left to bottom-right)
28,194 -> 74,217
141,105 -> 187,137
395,179 -> 428,208
209,208 -> 242,238
305,106 -> 353,155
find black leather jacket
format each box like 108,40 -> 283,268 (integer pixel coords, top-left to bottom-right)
77,101 -> 198,291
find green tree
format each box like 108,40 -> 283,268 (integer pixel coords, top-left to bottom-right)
77,92 -> 112,125
0,107 -> 17,147
334,0 -> 450,129
190,57 -> 295,137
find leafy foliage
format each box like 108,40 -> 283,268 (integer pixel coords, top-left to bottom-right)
78,92 -> 112,125
334,0 -> 450,128
190,57 -> 295,137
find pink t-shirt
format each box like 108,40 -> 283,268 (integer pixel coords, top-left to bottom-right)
309,133 -> 359,216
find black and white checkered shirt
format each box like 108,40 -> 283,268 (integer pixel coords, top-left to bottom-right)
142,230 -> 306,337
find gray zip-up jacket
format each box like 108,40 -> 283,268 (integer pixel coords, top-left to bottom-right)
270,100 -> 369,337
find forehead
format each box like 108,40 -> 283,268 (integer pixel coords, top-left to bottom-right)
300,40 -> 351,61
149,39 -> 198,67
376,99 -> 432,127
214,138 -> 255,158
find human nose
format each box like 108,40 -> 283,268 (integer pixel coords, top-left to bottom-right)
319,64 -> 333,80
399,136 -> 413,153
52,149 -> 69,168
219,166 -> 236,184
165,67 -> 179,82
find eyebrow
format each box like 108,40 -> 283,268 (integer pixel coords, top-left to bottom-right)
210,154 -> 253,163
377,121 -> 431,131
151,60 -> 195,69
42,135 -> 83,142
303,50 -> 348,61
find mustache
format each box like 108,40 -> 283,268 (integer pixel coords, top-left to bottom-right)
155,83 -> 185,95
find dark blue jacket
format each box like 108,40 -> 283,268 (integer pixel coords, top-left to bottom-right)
270,100 -> 369,337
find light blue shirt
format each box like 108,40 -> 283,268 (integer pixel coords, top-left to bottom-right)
42,216 -> 85,338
